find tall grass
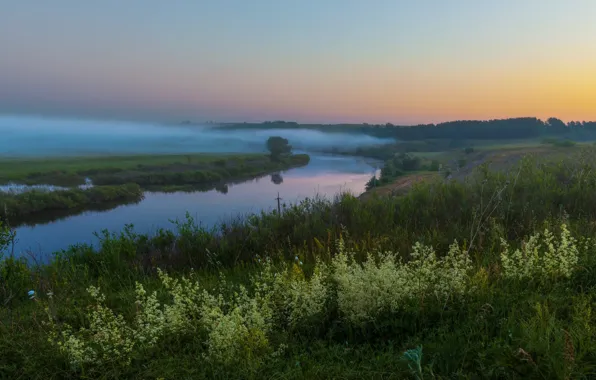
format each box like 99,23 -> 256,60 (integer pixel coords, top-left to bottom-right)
0,184 -> 144,226
3,147 -> 596,378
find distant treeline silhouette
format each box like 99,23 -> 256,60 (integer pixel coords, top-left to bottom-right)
222,117 -> 596,140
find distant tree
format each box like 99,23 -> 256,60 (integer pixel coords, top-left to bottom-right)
381,161 -> 399,179
546,117 -> 567,133
271,173 -> 283,185
266,136 -> 292,161
464,147 -> 475,154
395,153 -> 421,171
365,176 -> 380,190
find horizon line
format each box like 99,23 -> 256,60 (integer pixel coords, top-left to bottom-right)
2,112 -> 595,127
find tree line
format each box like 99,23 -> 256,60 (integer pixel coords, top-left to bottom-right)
225,117 -> 596,141
373,117 -> 596,140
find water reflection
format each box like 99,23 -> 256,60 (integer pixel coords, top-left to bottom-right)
215,183 -> 229,194
9,198 -> 144,228
13,154 -> 380,259
270,173 -> 283,185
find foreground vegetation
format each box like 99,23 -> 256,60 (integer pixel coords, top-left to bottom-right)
4,147 -> 596,378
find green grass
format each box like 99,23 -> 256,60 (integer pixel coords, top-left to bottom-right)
0,184 -> 144,226
364,140 -> 589,194
0,152 -> 261,176
0,152 -> 310,226
0,153 -> 309,188
5,147 -> 596,378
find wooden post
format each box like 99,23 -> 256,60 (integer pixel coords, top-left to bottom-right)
275,192 -> 282,216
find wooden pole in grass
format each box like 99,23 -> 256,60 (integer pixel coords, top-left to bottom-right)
276,192 -> 282,216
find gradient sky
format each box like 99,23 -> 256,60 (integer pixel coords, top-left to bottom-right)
1,1 -> 595,124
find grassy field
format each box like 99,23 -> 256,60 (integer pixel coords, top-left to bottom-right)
3,145 -> 596,378
0,152 -> 261,174
359,172 -> 439,200
361,140 -> 586,198
0,152 -> 310,226
0,153 -> 310,188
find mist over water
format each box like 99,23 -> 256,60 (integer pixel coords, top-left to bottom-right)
1,115 -> 385,259
0,115 -> 394,156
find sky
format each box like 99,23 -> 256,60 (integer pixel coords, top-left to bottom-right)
1,0 -> 595,124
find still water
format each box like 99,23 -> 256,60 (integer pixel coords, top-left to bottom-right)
13,154 -> 379,259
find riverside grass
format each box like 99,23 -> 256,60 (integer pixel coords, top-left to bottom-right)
0,153 -> 309,226
0,183 -> 144,226
0,153 -> 310,189
4,148 -> 596,378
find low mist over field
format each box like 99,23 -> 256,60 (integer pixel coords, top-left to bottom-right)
0,115 -> 394,157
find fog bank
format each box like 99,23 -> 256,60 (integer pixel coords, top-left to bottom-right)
0,115 -> 395,157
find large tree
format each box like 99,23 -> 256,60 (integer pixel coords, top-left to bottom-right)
266,136 -> 292,161
546,117 -> 567,133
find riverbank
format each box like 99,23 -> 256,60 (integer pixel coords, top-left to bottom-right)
0,153 -> 310,189
0,153 -> 310,226
3,147 -> 596,378
0,184 -> 144,227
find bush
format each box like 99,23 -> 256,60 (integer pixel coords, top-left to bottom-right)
365,176 -> 380,190
0,220 -> 12,256
500,224 -> 582,281
542,138 -> 577,148
331,237 -> 472,324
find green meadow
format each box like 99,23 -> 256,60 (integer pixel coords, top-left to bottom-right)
0,153 -> 310,226
3,143 -> 596,379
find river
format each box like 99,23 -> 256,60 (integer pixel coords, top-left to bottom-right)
11,154 -> 379,260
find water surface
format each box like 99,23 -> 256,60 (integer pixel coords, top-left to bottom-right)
2,115 -> 387,260
13,154 -> 379,259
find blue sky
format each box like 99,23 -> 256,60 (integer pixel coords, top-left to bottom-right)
1,1 -> 595,123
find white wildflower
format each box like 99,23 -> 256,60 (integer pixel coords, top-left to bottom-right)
501,223 -> 580,281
